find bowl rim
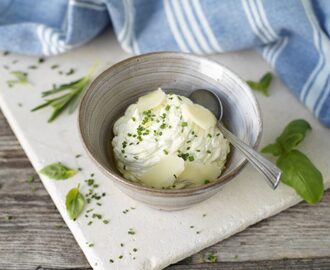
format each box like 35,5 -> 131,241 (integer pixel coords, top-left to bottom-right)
78,51 -> 263,197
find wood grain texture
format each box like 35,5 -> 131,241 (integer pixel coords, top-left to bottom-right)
0,109 -> 330,270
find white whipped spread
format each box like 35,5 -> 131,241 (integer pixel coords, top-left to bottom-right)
112,89 -> 230,189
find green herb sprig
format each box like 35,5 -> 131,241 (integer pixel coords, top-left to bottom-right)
32,65 -> 96,122
247,72 -> 273,96
6,71 -> 29,88
40,162 -> 77,180
66,184 -> 85,220
262,119 -> 324,204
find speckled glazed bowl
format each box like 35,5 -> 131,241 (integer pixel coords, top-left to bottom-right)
78,52 -> 262,211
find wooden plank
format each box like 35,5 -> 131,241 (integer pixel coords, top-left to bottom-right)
0,109 -> 330,270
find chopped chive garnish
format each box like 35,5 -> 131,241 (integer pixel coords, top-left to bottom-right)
128,228 -> 136,235
163,149 -> 168,155
92,213 -> 102,219
181,122 -> 188,127
165,105 -> 170,111
66,68 -> 75,75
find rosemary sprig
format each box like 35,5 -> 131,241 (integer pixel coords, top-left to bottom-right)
31,65 -> 96,122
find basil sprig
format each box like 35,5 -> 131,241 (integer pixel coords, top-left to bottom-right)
65,184 -> 85,220
247,72 -> 273,96
40,162 -> 77,180
262,119 -> 324,204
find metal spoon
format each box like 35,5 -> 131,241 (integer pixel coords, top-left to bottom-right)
189,89 -> 281,189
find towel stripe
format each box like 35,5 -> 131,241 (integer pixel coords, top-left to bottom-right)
190,0 -> 222,52
270,37 -> 288,67
69,0 -> 106,11
163,0 -> 190,52
300,0 -> 330,116
170,0 -> 202,53
181,0 -> 213,53
254,0 -> 279,41
118,0 -> 129,41
242,0 -> 268,43
119,0 -> 138,54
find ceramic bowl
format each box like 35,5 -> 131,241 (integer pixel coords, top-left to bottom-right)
78,52 -> 262,211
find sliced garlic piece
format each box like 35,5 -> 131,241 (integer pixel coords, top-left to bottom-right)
136,88 -> 166,112
178,162 -> 221,185
140,155 -> 185,189
182,103 -> 217,130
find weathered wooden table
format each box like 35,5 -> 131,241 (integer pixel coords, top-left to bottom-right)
1,109 -> 330,270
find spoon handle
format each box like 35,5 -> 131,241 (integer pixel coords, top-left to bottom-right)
217,122 -> 281,189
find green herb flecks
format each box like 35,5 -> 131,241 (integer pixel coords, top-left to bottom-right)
31,64 -> 96,122
40,162 -> 77,180
261,119 -> 323,204
128,228 -> 136,235
65,184 -> 85,220
205,251 -> 218,263
66,68 -> 75,76
178,152 -> 189,161
246,72 -> 273,96
6,71 -> 29,88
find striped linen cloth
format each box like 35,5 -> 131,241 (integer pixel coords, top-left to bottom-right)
0,0 -> 329,127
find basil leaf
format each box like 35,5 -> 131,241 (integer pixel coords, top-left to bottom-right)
246,72 -> 273,96
277,150 -> 324,204
65,184 -> 85,220
276,119 -> 311,152
40,162 -> 77,180
261,142 -> 282,156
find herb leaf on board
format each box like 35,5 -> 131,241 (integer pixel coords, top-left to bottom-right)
66,184 -> 85,220
247,72 -> 273,96
262,119 -> 324,204
6,71 -> 29,88
261,142 -> 282,156
275,119 -> 311,153
277,150 -> 324,204
31,64 -> 96,122
40,162 -> 77,180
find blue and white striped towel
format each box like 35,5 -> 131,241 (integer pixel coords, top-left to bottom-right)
0,0 -> 329,127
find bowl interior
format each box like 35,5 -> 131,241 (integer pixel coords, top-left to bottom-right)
79,52 -> 261,193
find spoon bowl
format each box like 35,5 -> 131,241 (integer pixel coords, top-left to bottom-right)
190,89 -> 281,190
